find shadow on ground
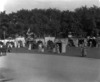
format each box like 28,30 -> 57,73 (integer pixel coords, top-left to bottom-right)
0,68 -> 16,82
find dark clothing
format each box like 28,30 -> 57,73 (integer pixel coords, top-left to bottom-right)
0,45 -> 7,56
81,44 -> 87,57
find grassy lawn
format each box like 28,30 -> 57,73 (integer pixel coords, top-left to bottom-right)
11,47 -> 100,59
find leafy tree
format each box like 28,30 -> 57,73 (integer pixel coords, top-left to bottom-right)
0,6 -> 100,38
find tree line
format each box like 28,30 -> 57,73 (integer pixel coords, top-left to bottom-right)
0,5 -> 100,39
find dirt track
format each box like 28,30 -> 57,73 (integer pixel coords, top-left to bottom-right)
0,53 -> 100,82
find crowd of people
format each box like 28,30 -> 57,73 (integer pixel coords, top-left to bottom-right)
0,35 -> 100,57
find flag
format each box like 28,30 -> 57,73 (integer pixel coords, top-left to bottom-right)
27,28 -> 33,36
3,31 -> 6,39
27,28 -> 31,35
27,28 -> 30,33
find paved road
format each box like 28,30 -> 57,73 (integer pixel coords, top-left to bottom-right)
0,53 -> 100,82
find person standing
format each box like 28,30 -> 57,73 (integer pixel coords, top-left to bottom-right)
56,44 -> 60,54
7,42 -> 12,52
39,43 -> 42,52
0,44 -> 3,56
81,42 -> 87,57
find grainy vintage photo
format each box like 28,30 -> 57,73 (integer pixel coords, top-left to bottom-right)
0,0 -> 100,82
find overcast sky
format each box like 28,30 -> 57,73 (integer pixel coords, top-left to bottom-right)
3,0 -> 99,13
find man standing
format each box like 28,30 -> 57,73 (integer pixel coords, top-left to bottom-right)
81,41 -> 87,57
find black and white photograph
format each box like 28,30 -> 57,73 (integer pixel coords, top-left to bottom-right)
0,0 -> 100,82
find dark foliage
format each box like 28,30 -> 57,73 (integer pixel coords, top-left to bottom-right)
0,6 -> 100,39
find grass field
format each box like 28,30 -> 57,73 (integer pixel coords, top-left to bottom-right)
11,47 -> 100,59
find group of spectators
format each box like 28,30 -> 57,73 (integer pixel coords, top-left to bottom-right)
0,41 -> 13,56
78,36 -> 100,48
0,35 -> 100,56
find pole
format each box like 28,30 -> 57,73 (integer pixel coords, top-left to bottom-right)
3,31 -> 5,39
